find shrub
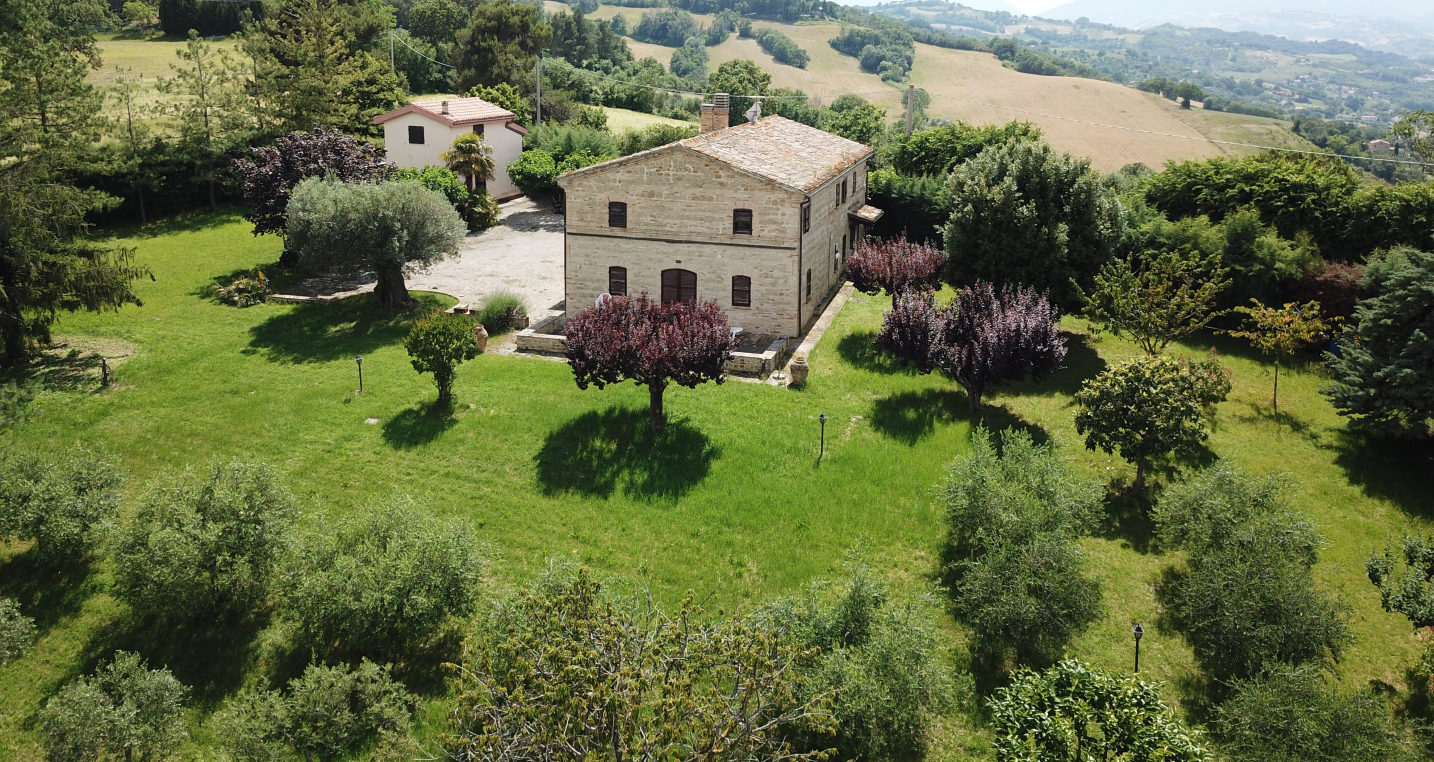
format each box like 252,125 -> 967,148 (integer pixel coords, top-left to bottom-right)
0,447 -> 122,564
404,312 -> 480,406
0,598 -> 35,665
942,428 -> 1104,665
444,567 -> 835,761
846,234 -> 946,296
630,7 -> 698,46
210,270 -> 270,307
507,149 -> 559,197
1155,464 -> 1351,681
617,123 -> 700,156
213,660 -> 418,762
1080,247 -> 1230,355
876,282 -> 1066,411
1215,664 -> 1403,762
1292,261 -> 1362,322
394,165 -> 499,231
277,504 -> 483,661
757,563 -> 955,760
474,290 -> 527,334
112,461 -> 297,625
990,659 -> 1210,761
41,651 -> 189,762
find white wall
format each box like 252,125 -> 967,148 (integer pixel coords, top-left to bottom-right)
381,111 -> 524,200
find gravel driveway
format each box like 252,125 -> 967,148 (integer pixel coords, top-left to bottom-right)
404,197 -> 565,316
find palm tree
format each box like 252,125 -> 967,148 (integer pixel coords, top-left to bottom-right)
443,133 -> 496,194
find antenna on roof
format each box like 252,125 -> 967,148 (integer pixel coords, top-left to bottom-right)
744,101 -> 761,123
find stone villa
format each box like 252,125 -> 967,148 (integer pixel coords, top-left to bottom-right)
558,96 -> 882,338
373,96 -> 527,200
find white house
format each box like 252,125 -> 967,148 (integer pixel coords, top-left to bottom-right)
373,96 -> 527,200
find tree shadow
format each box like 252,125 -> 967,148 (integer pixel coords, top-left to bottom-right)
0,552 -> 101,633
869,389 -> 1047,446
836,331 -> 915,375
534,407 -> 719,501
1331,432 -> 1434,520
1097,478 -> 1158,554
870,388 -> 965,444
13,347 -> 109,394
109,205 -> 246,240
500,209 -> 565,233
246,293 -> 442,363
86,612 -> 266,709
382,401 -> 458,449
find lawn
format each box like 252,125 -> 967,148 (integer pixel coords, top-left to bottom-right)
1,210 -> 1430,759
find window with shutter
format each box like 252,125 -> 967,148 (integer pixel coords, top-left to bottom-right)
608,266 -> 627,296
608,201 -> 627,228
731,275 -> 751,307
732,208 -> 753,235
661,269 -> 697,305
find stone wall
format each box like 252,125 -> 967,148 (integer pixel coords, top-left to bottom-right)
561,148 -> 805,336
798,159 -> 868,332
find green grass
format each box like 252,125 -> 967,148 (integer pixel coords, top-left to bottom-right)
2,210 -> 1431,758
601,106 -> 696,132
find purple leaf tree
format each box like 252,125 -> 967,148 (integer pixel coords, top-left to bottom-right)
877,282 -> 1066,411
233,127 -> 393,258
847,234 -> 947,296
565,295 -> 734,431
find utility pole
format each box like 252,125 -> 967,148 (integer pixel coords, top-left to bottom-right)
904,84 -> 915,137
535,56 -> 542,127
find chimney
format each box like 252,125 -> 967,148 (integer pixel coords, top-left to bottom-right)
700,92 -> 730,133
441,100 -> 450,115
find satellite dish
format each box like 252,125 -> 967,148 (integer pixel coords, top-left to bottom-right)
744,101 -> 762,123
596,293 -> 612,308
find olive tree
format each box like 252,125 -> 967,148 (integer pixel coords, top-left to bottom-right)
1155,464 -> 1351,681
445,567 -> 836,761
1215,664 -> 1405,762
276,503 -> 483,661
112,461 -> 297,624
284,178 -> 467,308
40,651 -> 189,762
0,447 -> 122,564
212,660 -> 418,762
941,428 -> 1105,665
0,598 -> 35,665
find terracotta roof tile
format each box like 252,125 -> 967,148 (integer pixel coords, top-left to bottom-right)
678,116 -> 872,193
373,97 -> 515,126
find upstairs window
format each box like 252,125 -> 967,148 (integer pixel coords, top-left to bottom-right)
407,125 -> 425,144
608,266 -> 627,296
608,201 -> 627,228
732,275 -> 751,307
805,268 -> 812,302
472,124 -> 485,136
841,178 -> 848,204
732,208 -> 753,235
801,201 -> 811,233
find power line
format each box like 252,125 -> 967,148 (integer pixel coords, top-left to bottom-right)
540,57 -> 814,101
389,29 -> 457,70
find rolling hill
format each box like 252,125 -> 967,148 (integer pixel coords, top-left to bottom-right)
571,4 -> 1308,170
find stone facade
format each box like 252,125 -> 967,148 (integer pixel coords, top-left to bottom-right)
559,116 -> 876,338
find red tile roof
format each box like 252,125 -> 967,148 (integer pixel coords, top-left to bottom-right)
372,96 -> 516,127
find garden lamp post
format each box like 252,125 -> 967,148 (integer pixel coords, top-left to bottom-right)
819,413 -> 827,458
1132,623 -> 1144,672
356,355 -> 363,394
